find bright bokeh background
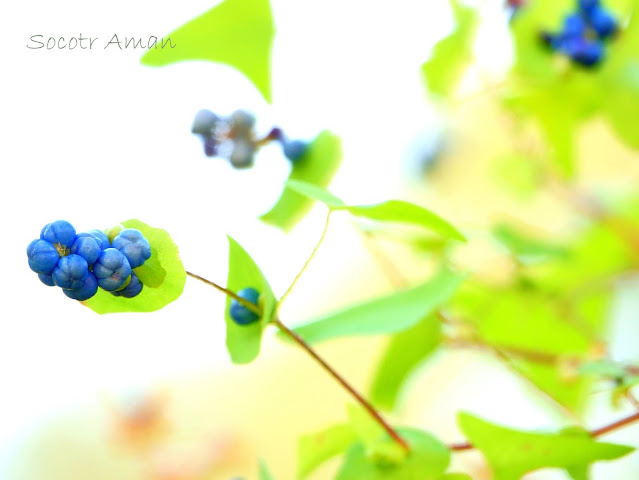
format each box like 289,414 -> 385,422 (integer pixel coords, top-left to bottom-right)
1,0 -> 638,478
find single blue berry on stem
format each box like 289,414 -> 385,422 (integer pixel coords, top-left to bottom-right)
229,287 -> 261,325
283,139 -> 308,163
93,248 -> 132,292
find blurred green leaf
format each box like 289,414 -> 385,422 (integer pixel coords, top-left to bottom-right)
440,475 -> 472,480
140,0 -> 275,102
284,180 -> 466,241
336,428 -> 450,480
491,153 -> 542,200
298,424 -> 357,479
370,314 -> 442,410
578,360 -> 629,380
458,413 -> 634,480
225,236 -> 276,364
493,223 -> 569,264
289,267 -> 464,344
422,0 -> 478,98
83,219 -> 185,314
261,131 -> 342,231
259,459 -> 276,480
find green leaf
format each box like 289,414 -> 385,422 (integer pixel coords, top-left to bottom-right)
578,360 -> 629,380
289,267 -> 464,344
283,180 -> 466,241
140,0 -> 275,102
370,314 -> 442,410
492,223 -> 569,264
336,428 -> 450,480
261,130 -> 342,231
422,0 -> 478,98
259,459 -> 276,480
298,424 -> 358,479
440,475 -> 472,480
458,413 -> 634,480
225,236 -> 276,364
83,219 -> 186,314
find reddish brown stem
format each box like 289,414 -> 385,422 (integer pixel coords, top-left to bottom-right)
274,319 -> 410,452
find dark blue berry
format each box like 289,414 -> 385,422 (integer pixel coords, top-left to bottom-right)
63,272 -> 98,301
589,7 -> 618,38
27,239 -> 60,274
93,248 -> 132,292
40,220 -> 76,249
52,254 -> 89,289
229,287 -> 261,325
192,109 -> 219,136
283,140 -> 308,163
71,234 -> 102,266
38,273 -> 56,287
112,229 -> 151,269
568,38 -> 605,67
111,272 -> 143,298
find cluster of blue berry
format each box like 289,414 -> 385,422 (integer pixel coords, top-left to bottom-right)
27,220 -> 151,301
229,287 -> 261,325
191,109 -> 308,168
541,0 -> 618,67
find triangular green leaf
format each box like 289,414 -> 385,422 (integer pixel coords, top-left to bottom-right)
370,314 -> 442,410
225,236 -> 276,364
285,179 -> 346,208
140,0 -> 275,102
261,130 -> 342,231
458,412 -> 634,480
83,219 -> 186,314
289,267 -> 464,344
421,0 -> 478,98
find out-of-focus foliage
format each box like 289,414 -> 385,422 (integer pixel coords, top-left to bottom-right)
141,0 -> 275,102
458,413 -> 634,480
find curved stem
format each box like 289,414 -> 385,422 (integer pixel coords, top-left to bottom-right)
277,211 -> 332,313
274,318 -> 410,452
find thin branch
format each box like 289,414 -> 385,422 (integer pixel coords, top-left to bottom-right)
277,211 -> 332,313
186,271 -> 262,316
274,318 -> 410,452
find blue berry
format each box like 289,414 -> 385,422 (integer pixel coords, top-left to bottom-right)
27,239 -> 60,274
229,287 -> 261,325
71,234 -> 102,266
229,140 -> 255,169
589,7 -> 617,38
40,220 -> 76,249
111,272 -> 143,298
63,272 -> 98,301
579,0 -> 600,13
52,254 -> 89,289
192,109 -> 219,137
568,38 -> 605,67
87,229 -> 111,250
112,229 -> 151,269
38,273 -> 56,287
563,13 -> 587,38
283,140 -> 308,163
93,248 -> 132,292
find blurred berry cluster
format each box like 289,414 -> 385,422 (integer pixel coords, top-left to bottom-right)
191,109 -> 308,168
541,0 -> 618,67
27,220 -> 151,301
